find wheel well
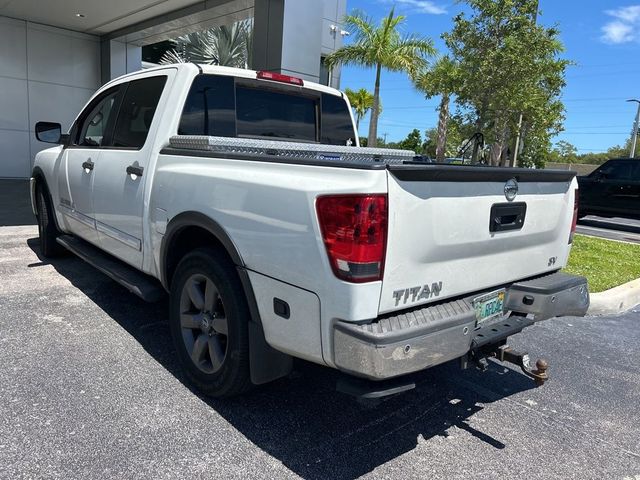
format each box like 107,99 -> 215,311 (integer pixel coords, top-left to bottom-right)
164,226 -> 235,289
32,171 -> 45,191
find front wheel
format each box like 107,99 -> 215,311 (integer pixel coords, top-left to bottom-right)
169,248 -> 251,397
35,182 -> 65,258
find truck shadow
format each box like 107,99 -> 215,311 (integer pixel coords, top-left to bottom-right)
28,237 -> 537,480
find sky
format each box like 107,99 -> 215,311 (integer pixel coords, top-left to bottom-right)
340,0 -> 640,153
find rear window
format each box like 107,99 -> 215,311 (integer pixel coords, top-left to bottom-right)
178,74 -> 355,145
236,86 -> 317,142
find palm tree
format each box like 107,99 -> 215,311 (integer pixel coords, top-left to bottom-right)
413,56 -> 460,162
344,88 -> 383,131
325,8 -> 436,147
344,88 -> 372,130
160,20 -> 253,68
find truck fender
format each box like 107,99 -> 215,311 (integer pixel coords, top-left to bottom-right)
160,211 -> 292,385
31,167 -> 63,232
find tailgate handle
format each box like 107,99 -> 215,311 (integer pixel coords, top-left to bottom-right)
490,202 -> 526,232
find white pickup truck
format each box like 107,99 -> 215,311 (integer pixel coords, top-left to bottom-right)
31,64 -> 589,398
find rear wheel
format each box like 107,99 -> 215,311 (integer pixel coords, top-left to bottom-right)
35,182 -> 64,258
169,248 -> 251,397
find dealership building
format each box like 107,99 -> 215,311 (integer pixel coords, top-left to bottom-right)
0,0 -> 346,178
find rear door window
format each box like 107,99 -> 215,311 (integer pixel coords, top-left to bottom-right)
599,161 -> 633,180
111,76 -> 167,149
235,86 -> 317,142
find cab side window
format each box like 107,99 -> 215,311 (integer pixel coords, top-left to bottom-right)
178,74 -> 236,137
321,93 -> 356,146
111,76 -> 167,149
75,89 -> 119,147
599,161 -> 632,180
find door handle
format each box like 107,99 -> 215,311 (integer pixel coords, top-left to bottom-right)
82,160 -> 94,171
126,165 -> 144,177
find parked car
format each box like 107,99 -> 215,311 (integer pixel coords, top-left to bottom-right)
577,158 -> 640,220
30,64 -> 589,398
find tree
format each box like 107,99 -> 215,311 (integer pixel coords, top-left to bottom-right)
423,114 -> 476,159
553,140 -> 578,163
344,88 -> 382,130
413,56 -> 460,162
160,20 -> 253,68
443,0 -> 570,166
394,129 -> 423,154
325,8 -> 436,146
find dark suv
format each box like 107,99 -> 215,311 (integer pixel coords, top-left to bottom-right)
577,158 -> 640,219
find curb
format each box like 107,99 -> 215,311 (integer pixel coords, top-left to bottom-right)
588,278 -> 640,315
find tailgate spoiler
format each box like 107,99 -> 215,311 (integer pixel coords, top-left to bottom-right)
387,164 -> 577,183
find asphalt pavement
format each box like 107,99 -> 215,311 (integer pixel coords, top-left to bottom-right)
1,224 -> 639,479
577,216 -> 640,244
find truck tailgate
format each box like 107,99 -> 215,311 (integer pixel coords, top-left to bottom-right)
379,165 -> 577,314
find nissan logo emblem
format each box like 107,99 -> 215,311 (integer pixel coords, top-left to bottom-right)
504,178 -> 518,201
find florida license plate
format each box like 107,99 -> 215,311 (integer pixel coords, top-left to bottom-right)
473,289 -> 506,326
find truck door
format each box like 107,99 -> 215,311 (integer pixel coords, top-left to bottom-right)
57,86 -> 122,245
91,72 -> 171,269
596,160 -> 634,216
628,162 -> 640,217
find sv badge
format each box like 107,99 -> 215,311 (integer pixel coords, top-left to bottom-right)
392,282 -> 443,307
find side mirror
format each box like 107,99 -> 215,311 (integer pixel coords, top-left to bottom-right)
35,121 -> 67,144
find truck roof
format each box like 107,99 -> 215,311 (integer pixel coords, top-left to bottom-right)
104,63 -> 344,98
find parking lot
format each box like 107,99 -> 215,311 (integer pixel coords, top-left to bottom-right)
0,187 -> 639,479
577,216 -> 640,245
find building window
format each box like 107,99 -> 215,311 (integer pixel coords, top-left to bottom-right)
319,56 -> 330,86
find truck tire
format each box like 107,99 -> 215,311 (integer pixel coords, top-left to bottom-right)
169,248 -> 251,397
35,182 -> 65,258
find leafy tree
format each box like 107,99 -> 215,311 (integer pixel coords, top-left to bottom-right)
443,0 -> 570,166
423,114 -> 479,159
571,138 -> 633,165
325,8 -> 436,146
412,56 -> 460,162
160,20 -> 253,68
552,140 -> 578,163
359,136 -> 386,147
398,129 -> 424,154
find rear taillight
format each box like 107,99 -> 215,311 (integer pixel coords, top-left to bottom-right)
316,194 -> 388,283
569,188 -> 579,244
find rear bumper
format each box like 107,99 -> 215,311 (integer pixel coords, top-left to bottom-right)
333,272 -> 589,380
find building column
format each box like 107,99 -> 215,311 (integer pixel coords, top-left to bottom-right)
252,0 -> 325,83
100,39 -> 142,84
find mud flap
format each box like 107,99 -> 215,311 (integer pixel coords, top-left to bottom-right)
248,320 -> 293,385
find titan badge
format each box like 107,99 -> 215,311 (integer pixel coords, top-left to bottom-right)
392,282 -> 443,307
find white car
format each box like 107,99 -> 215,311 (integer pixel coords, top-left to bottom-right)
30,64 -> 589,397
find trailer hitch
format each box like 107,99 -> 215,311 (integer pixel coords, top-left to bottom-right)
491,345 -> 549,386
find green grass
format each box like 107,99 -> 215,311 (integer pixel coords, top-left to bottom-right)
564,234 -> 640,293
